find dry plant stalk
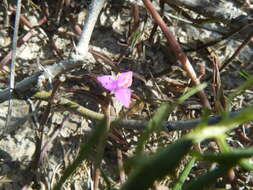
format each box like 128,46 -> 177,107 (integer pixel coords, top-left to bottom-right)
142,0 -> 211,109
5,0 -> 22,128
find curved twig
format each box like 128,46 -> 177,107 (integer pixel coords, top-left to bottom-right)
33,91 -> 242,132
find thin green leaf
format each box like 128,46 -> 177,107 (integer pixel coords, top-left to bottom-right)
229,76 -> 253,100
172,157 -> 196,190
178,83 -> 207,104
216,134 -> 253,171
239,69 -> 251,80
187,105 -> 253,142
216,134 -> 230,152
120,138 -> 193,190
182,165 -> 230,190
194,148 -> 253,164
239,159 -> 253,171
135,104 -> 170,155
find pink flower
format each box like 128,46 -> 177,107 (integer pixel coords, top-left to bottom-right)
97,71 -> 133,108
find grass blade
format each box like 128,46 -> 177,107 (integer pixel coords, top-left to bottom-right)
172,157 -> 196,190
195,147 -> 253,164
135,104 -> 170,155
182,165 -> 230,190
120,138 -> 193,190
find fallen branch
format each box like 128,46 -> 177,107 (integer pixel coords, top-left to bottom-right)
33,91 -> 242,131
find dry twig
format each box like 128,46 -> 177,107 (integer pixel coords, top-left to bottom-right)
220,30 -> 253,72
33,91 -> 242,132
143,0 -> 211,109
5,0 -> 22,129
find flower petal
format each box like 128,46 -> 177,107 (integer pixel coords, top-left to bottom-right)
116,71 -> 133,89
114,88 -> 131,108
97,75 -> 116,91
